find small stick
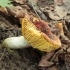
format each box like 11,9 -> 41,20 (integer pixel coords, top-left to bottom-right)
27,0 -> 47,20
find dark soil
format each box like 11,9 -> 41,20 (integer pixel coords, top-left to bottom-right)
0,13 -> 40,70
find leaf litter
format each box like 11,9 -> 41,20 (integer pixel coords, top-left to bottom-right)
0,0 -> 70,70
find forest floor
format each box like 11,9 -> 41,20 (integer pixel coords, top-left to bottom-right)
0,0 -> 70,70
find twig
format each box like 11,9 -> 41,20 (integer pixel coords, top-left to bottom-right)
51,49 -> 63,61
27,0 -> 47,20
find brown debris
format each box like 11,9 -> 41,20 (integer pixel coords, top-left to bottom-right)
38,51 -> 54,68
47,66 -> 58,70
54,0 -> 63,6
14,0 -> 26,4
38,60 -> 54,68
0,0 -> 70,70
27,0 -> 47,20
6,6 -> 26,18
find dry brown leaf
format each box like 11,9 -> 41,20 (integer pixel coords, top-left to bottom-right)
6,6 -> 26,18
67,47 -> 70,53
55,22 -> 64,35
55,0 -> 63,6
44,10 -> 61,20
27,0 -> 47,20
44,0 -> 70,20
47,66 -> 58,70
64,16 -> 70,23
38,65 -> 58,70
38,60 -> 54,68
38,51 -> 54,67
0,7 -> 8,14
65,54 -> 70,62
41,51 -> 54,60
54,6 -> 67,19
54,0 -> 70,19
63,0 -> 70,14
14,0 -> 26,4
65,54 -> 70,70
54,0 -> 67,19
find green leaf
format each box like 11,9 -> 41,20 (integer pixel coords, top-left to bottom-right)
0,0 -> 14,7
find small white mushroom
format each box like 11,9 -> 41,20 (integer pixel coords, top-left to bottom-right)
2,36 -> 30,49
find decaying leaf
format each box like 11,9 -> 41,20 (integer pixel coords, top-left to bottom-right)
39,66 -> 58,70
38,61 -> 54,68
44,10 -> 61,20
67,47 -> 70,53
14,0 -> 26,4
43,0 -> 70,20
55,22 -> 64,35
54,0 -> 63,6
47,66 -> 58,70
6,6 -> 26,18
27,0 -> 47,20
65,54 -> 70,70
0,7 -> 8,14
54,0 -> 67,19
38,51 -> 54,67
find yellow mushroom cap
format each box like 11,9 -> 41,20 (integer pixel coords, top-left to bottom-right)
21,18 -> 61,52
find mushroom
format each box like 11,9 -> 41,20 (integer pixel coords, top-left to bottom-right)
21,14 -> 61,52
2,13 -> 61,52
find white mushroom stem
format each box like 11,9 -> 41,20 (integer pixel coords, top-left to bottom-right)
2,36 -> 30,49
